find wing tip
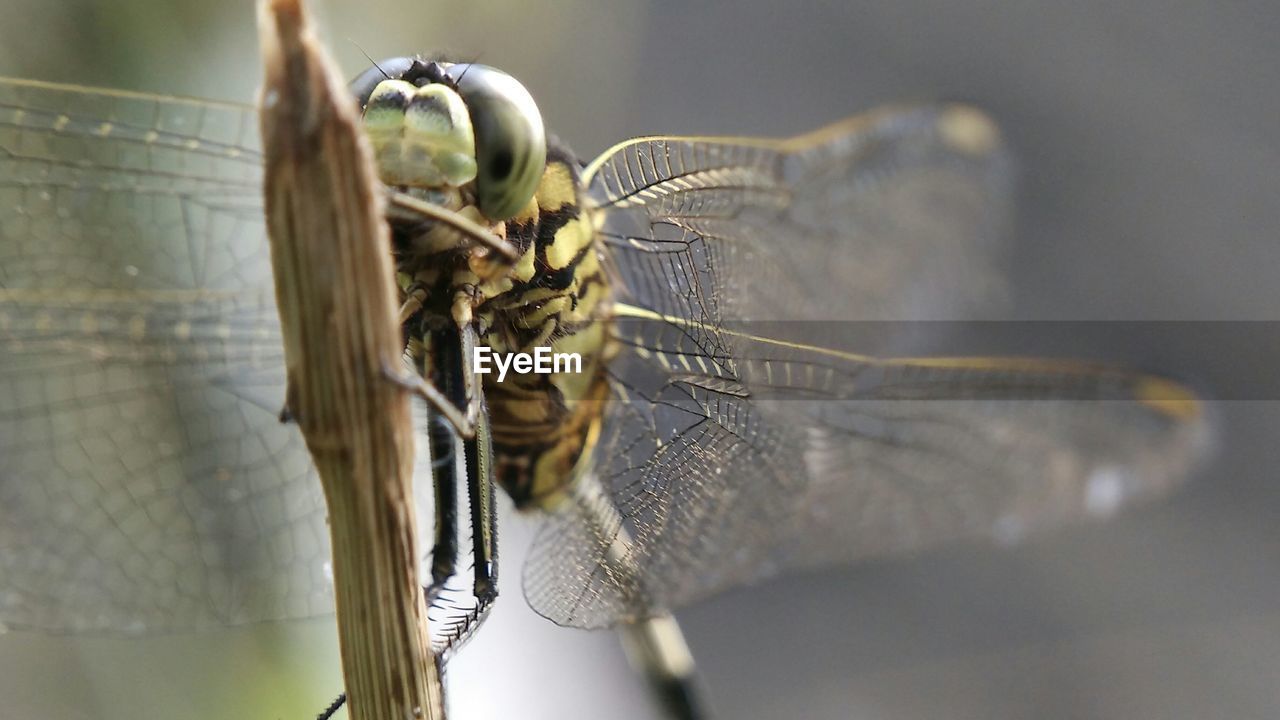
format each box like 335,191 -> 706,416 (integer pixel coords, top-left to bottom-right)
1135,375 -> 1206,423
937,104 -> 1003,157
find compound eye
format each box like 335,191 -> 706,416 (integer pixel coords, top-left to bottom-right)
349,56 -> 418,110
449,64 -> 547,221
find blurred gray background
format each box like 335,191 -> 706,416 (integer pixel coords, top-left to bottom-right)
1,1 -> 1277,718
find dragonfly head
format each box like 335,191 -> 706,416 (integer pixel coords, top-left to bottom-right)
350,57 -> 547,223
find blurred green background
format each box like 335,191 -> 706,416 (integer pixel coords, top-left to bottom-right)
1,1 -> 1278,719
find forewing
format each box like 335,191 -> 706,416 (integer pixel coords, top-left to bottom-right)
522,107 -> 1210,628
587,104 -> 1011,325
0,78 -> 333,632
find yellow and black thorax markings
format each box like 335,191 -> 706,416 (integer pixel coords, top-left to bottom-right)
468,139 -> 613,508
470,141 -> 606,351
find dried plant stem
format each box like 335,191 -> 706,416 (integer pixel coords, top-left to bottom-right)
258,1 -> 444,718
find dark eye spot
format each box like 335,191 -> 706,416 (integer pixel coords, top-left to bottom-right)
490,149 -> 514,179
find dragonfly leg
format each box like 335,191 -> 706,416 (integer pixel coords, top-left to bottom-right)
422,324 -> 498,654
425,411 -> 459,602
382,362 -> 477,439
315,692 -> 346,720
458,324 -> 498,604
398,283 -> 429,325
386,188 -> 520,263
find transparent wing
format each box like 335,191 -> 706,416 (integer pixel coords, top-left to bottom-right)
587,104 -> 1012,325
522,107 -> 1212,628
0,77 -> 334,632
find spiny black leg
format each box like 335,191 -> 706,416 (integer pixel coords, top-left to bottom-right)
426,410 -> 459,601
404,327 -> 457,600
459,324 -> 498,604
421,328 -> 463,604
414,330 -> 460,599
316,692 -> 345,720
422,324 -> 498,652
464,421 -> 497,603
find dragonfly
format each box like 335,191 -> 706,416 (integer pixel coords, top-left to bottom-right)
0,53 -> 1210,719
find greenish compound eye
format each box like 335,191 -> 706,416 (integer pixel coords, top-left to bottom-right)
449,64 -> 547,222
363,79 -> 478,189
